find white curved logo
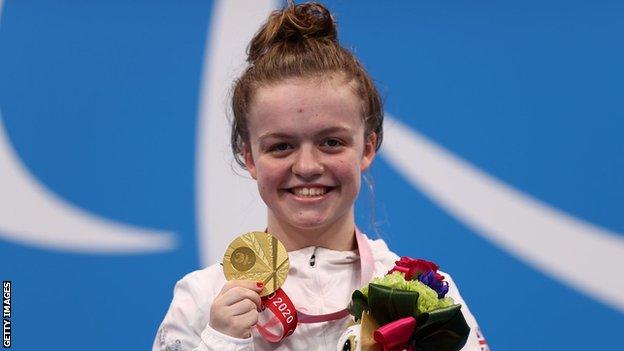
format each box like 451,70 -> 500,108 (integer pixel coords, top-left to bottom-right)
0,113 -> 177,253
380,117 -> 624,312
197,0 -> 624,314
0,0 -> 174,253
195,0 -> 275,266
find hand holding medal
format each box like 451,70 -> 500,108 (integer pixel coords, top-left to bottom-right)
223,231 -> 289,297
222,231 -> 297,342
221,230 -> 375,343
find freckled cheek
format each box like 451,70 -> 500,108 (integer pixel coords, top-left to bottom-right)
329,157 -> 362,179
256,162 -> 288,191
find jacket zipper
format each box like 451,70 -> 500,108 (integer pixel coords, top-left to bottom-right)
309,246 -> 317,267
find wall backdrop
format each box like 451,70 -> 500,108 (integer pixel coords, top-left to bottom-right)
1,1 -> 623,350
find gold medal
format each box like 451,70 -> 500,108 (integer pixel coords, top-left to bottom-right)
223,231 -> 289,296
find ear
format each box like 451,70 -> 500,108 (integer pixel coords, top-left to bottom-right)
243,144 -> 258,180
360,132 -> 377,172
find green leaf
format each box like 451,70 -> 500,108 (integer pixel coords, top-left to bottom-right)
415,304 -> 461,330
368,283 -> 419,326
413,304 -> 470,351
348,289 -> 369,320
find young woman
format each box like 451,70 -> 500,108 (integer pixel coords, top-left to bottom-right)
153,2 -> 484,350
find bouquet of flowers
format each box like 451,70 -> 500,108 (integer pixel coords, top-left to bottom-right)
338,257 -> 470,351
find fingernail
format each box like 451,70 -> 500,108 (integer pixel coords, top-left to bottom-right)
256,281 -> 264,288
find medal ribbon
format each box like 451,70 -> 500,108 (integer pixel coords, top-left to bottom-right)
255,228 -> 374,343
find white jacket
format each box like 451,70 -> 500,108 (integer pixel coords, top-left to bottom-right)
153,235 -> 486,351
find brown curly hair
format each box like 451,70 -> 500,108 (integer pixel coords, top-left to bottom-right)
230,1 -> 383,168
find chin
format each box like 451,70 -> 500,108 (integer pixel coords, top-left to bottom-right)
286,213 -> 333,230
291,218 -> 328,229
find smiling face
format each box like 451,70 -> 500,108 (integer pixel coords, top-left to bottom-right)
243,75 -> 376,237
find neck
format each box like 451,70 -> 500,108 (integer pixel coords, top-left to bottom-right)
267,212 -> 357,252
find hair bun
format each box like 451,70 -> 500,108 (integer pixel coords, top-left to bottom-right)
248,2 -> 337,63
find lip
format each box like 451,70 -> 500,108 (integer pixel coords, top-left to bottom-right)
286,190 -> 333,202
286,183 -> 334,190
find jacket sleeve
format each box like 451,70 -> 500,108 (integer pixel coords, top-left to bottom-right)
443,273 -> 489,351
152,272 -> 256,351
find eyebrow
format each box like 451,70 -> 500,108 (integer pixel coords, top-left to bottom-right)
258,126 -> 353,142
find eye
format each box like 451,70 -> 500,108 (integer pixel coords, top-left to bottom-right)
270,143 -> 292,153
321,138 -> 343,148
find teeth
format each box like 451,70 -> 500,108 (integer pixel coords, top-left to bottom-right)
292,187 -> 328,197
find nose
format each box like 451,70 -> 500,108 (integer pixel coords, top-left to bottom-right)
292,145 -> 324,178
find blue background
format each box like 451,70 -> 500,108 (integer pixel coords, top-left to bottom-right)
1,1 -> 623,349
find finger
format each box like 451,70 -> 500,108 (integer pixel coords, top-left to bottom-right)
220,280 -> 264,294
219,286 -> 263,310
228,298 -> 258,316
238,308 -> 259,329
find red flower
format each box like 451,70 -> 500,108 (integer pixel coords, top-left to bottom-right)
388,257 -> 440,281
434,272 -> 445,282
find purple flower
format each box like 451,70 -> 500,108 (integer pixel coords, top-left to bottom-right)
418,270 -> 449,298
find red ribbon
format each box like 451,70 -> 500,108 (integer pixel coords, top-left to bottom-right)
373,316 -> 417,351
256,288 -> 298,342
